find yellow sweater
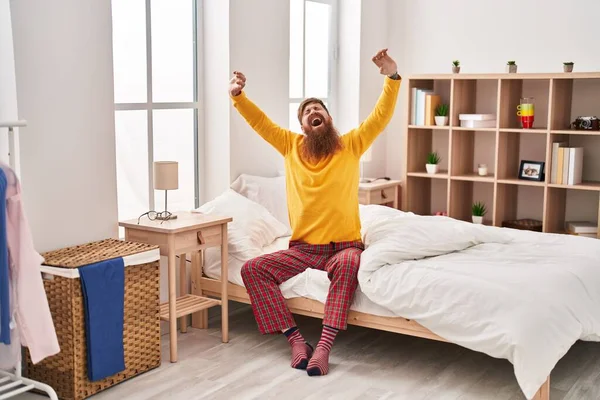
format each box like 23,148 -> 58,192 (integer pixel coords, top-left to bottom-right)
231,76 -> 401,244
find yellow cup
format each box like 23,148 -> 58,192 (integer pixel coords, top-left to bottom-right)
516,103 -> 534,116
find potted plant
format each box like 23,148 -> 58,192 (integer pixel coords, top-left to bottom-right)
434,104 -> 449,126
471,201 -> 487,224
452,60 -> 460,73
563,62 -> 574,72
506,61 -> 517,73
426,151 -> 441,174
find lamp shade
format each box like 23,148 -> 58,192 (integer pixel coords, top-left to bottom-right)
153,161 -> 178,190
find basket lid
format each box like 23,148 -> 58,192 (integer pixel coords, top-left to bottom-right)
41,238 -> 159,269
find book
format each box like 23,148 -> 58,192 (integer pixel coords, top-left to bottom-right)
425,94 -> 441,126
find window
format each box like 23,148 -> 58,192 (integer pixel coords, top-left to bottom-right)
111,0 -> 201,230
289,0 -> 337,133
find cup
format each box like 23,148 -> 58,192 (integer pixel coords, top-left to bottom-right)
516,97 -> 535,128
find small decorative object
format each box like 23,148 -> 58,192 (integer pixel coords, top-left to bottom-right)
478,164 -> 488,176
518,160 -> 545,181
435,211 -> 448,216
471,201 -> 486,224
434,104 -> 449,126
153,161 -> 179,220
452,60 -> 460,73
506,61 -> 517,73
425,151 -> 441,174
563,62 -> 574,72
516,97 -> 535,128
571,116 -> 600,130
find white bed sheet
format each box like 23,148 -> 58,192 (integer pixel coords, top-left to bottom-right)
356,205 -> 600,400
194,192 -> 600,400
201,237 -> 396,318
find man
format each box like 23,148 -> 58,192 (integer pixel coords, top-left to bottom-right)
229,49 -> 401,376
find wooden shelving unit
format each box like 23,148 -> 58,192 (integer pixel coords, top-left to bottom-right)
402,72 -> 600,238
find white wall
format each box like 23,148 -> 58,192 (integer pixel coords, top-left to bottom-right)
203,0 -> 231,202
203,0 -> 288,203
10,0 -> 119,252
336,0 -> 361,135
0,0 -> 18,165
385,0 -> 600,180
229,0 -> 288,181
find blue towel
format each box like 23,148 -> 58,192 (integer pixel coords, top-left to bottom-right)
79,257 -> 126,381
0,168 -> 10,345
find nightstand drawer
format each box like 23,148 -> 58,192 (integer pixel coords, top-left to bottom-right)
358,179 -> 401,208
174,225 -> 223,253
372,187 -> 396,204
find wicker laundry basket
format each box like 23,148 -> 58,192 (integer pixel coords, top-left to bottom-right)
24,239 -> 162,400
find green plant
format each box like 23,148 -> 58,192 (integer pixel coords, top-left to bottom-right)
426,151 -> 441,165
563,61 -> 574,65
452,60 -> 460,67
507,60 -> 516,65
472,201 -> 487,216
435,104 -> 449,117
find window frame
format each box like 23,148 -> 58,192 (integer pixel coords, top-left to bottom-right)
289,0 -> 339,131
113,0 -> 204,212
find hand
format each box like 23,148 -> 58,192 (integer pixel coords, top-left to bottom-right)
372,48 -> 397,76
229,71 -> 246,96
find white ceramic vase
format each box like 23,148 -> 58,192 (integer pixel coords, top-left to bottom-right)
434,116 -> 449,126
426,164 -> 439,174
472,215 -> 483,224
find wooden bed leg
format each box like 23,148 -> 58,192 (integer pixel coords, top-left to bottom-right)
191,250 -> 208,329
532,376 -> 550,400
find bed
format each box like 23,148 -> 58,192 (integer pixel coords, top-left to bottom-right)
191,174 -> 600,400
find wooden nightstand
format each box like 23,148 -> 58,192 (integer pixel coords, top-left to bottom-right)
358,179 -> 402,208
119,211 -> 232,363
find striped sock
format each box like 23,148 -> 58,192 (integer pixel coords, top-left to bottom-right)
307,325 -> 338,376
284,327 -> 313,370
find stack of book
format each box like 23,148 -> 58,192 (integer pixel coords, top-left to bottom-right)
566,221 -> 598,238
410,88 -> 440,126
550,142 -> 584,185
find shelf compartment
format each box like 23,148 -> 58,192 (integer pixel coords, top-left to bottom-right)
547,133 -> 600,187
406,128 -> 449,174
408,79 -> 452,127
404,176 -> 448,216
499,78 -> 550,130
496,131 -> 547,181
451,79 -> 498,127
545,187 -> 599,235
550,78 -> 600,130
159,294 -> 221,321
495,184 -> 544,228
450,129 -> 497,178
449,180 -> 494,224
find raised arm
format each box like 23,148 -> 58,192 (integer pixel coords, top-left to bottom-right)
229,71 -> 294,156
346,49 -> 401,157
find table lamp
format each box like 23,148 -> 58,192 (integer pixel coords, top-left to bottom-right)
153,161 -> 178,220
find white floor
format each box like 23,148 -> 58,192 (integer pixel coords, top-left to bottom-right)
15,305 -> 600,399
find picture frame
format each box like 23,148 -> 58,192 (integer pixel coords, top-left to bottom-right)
518,160 -> 545,181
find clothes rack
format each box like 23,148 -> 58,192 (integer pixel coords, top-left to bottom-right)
0,120 -> 58,400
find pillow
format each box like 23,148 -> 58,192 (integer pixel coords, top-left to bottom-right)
194,189 -> 289,259
230,174 -> 292,235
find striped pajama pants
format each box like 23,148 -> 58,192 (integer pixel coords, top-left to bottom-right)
241,240 -> 364,334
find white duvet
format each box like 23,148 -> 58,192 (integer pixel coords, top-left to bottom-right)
357,205 -> 600,400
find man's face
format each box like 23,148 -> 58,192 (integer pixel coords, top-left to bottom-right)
300,102 -> 331,135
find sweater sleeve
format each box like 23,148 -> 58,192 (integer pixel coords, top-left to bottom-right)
346,76 -> 401,157
231,91 -> 294,156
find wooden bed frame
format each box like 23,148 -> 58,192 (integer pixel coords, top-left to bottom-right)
193,272 -> 551,400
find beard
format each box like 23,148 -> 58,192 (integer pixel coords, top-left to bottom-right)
301,119 -> 343,161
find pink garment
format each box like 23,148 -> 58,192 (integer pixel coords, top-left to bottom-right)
0,162 -> 59,365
